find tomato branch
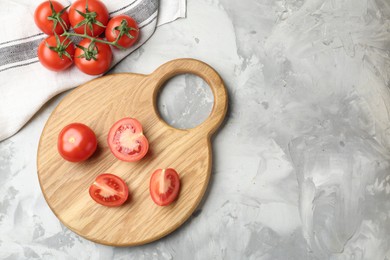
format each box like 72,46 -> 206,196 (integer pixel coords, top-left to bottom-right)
62,31 -> 125,50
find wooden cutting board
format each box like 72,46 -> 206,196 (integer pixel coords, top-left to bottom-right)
37,58 -> 228,246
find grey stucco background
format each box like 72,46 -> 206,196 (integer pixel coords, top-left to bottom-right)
1,0 -> 390,259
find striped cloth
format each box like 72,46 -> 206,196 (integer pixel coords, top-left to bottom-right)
0,0 -> 185,141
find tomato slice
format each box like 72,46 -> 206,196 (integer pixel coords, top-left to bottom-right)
150,168 -> 180,206
89,173 -> 129,207
107,118 -> 149,162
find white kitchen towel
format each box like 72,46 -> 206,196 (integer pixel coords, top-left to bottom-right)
0,0 -> 186,141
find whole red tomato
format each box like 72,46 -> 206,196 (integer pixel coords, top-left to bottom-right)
69,0 -> 109,36
105,15 -> 140,49
38,35 -> 74,72
34,1 -> 70,35
57,123 -> 97,162
74,38 -> 112,75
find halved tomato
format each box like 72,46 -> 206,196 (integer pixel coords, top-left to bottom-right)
107,118 -> 149,162
150,168 -> 180,206
89,173 -> 129,207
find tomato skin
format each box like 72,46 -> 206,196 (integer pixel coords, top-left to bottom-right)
150,168 -> 180,206
69,0 -> 109,36
57,123 -> 97,162
105,15 -> 139,49
107,118 -> 149,162
34,1 -> 70,35
38,35 -> 74,72
89,173 -> 129,207
74,38 -> 112,75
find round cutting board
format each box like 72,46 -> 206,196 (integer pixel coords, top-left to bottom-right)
37,58 -> 228,246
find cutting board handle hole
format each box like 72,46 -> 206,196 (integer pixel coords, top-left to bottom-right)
157,74 -> 214,129
150,58 -> 228,135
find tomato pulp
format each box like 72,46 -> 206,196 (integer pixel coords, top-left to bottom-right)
107,118 -> 149,162
89,173 -> 129,207
150,168 -> 181,206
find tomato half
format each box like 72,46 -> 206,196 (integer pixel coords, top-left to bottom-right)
69,0 -> 109,36
107,118 -> 149,162
57,123 -> 97,162
74,38 -> 112,75
105,15 -> 139,49
34,1 -> 70,35
38,35 -> 74,72
89,173 -> 129,207
150,168 -> 180,206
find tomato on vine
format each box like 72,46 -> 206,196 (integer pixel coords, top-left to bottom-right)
74,38 -> 112,75
34,0 -> 141,74
38,34 -> 74,71
105,15 -> 140,49
34,1 -> 70,35
69,0 -> 109,36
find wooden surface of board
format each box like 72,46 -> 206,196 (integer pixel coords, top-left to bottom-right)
37,58 -> 228,246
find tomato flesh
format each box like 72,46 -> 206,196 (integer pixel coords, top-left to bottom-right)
57,123 -> 97,162
108,118 -> 149,162
150,168 -> 180,206
89,173 -> 129,207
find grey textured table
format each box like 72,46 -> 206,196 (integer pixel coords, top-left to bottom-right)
1,0 -> 390,259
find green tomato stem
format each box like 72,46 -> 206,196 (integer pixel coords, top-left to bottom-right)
62,32 -> 125,50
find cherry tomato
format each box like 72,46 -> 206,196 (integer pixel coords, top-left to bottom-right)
34,1 -> 70,35
38,35 -> 74,72
105,15 -> 139,49
150,168 -> 180,206
57,123 -> 97,162
69,0 -> 109,36
107,118 -> 149,162
74,38 -> 112,75
89,173 -> 129,207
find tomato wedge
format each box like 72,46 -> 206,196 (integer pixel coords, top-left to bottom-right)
107,118 -> 149,162
150,168 -> 180,206
89,173 -> 129,207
